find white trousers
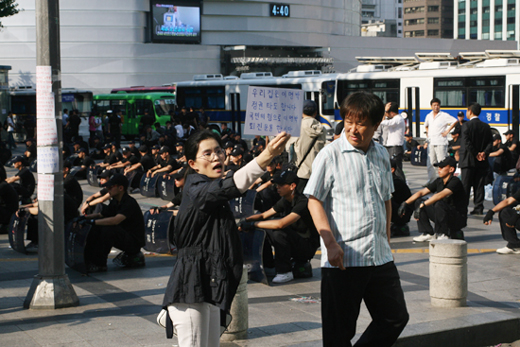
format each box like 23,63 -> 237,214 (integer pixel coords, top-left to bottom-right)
168,302 -> 221,347
427,144 -> 448,182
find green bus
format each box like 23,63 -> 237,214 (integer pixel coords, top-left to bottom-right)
92,92 -> 175,138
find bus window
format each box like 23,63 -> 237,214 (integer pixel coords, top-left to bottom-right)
336,79 -> 399,106
321,81 -> 335,116
135,99 -> 154,118
93,99 -> 111,114
110,100 -> 127,117
206,87 -> 225,109
154,98 -> 176,116
183,88 -> 203,109
435,90 -> 466,107
434,76 -> 505,108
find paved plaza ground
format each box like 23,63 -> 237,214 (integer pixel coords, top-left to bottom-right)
2,149 -> 520,346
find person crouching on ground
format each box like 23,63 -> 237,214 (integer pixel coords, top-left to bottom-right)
79,174 -> 145,272
400,156 -> 468,242
160,130 -> 290,346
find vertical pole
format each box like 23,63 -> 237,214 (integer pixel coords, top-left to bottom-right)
512,85 -> 519,139
415,87 -> 420,138
406,87 -> 413,137
24,0 -> 79,310
236,93 -> 242,137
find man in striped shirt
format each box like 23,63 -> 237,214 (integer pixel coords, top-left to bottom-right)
305,92 -> 409,347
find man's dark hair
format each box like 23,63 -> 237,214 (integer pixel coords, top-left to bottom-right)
388,102 -> 399,114
430,98 -> 441,106
467,102 -> 481,116
340,92 -> 385,126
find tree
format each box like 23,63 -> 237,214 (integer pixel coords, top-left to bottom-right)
0,0 -> 20,28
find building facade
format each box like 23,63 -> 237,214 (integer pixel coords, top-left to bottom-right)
455,0 -> 519,42
361,0 -> 403,37
403,0 -> 453,38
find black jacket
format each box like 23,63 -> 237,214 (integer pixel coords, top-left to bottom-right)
459,118 -> 493,169
162,172 -> 244,314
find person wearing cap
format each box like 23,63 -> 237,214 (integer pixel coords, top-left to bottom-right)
75,135 -> 90,153
399,156 -> 467,242
106,147 -> 140,172
145,125 -> 161,146
233,133 -> 248,152
73,148 -> 96,179
124,145 -> 155,175
80,170 -> 112,215
0,163 -> 18,232
90,136 -> 105,159
240,170 -> 320,283
380,101 -> 406,181
148,146 -> 182,177
80,173 -> 145,272
173,142 -> 186,164
6,156 -> 35,203
151,168 -> 187,217
151,144 -> 161,164
404,133 -> 421,161
252,135 -> 266,156
424,98 -> 456,183
390,159 -> 412,237
448,128 -> 461,161
294,99 -> 326,194
128,140 -> 141,160
459,102 -> 493,215
226,148 -> 245,171
63,160 -> 83,209
483,184 -> 520,254
444,111 -> 467,136
97,143 -> 122,169
488,133 -> 513,174
305,92 -> 408,346
504,130 -> 519,165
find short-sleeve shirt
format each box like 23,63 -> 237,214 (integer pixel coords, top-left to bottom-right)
64,174 -> 83,209
78,156 -> 95,168
506,137 -> 520,156
160,156 -> 181,171
104,152 -> 122,165
0,181 -> 18,224
122,155 -> 139,166
108,115 -> 122,133
103,192 -> 145,246
140,154 -> 156,172
426,175 -> 468,215
272,193 -> 318,240
424,111 -> 456,146
304,133 -> 394,268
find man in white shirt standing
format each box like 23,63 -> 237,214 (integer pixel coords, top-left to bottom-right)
424,98 -> 456,183
381,102 -> 406,181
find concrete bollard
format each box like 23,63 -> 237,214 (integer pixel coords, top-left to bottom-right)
221,266 -> 248,341
429,239 -> 467,308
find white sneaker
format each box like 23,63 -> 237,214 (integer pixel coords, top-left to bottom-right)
496,246 -> 520,255
272,272 -> 294,284
436,234 -> 449,240
413,233 -> 436,242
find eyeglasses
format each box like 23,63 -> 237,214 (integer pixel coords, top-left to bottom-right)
198,149 -> 225,162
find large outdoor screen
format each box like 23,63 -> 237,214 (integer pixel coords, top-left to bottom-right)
150,0 -> 201,44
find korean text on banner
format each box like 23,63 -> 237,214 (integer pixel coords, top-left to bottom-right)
244,86 -> 303,137
37,147 -> 60,174
37,174 -> 54,201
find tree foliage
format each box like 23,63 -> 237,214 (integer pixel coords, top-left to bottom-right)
0,0 -> 21,28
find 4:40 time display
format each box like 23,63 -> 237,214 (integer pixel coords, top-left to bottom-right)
270,4 -> 290,17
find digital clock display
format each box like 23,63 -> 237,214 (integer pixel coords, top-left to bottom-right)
269,3 -> 290,17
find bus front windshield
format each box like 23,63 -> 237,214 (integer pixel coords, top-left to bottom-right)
321,81 -> 335,116
154,98 -> 176,116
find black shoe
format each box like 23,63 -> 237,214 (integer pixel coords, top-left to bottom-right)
126,252 -> 146,268
87,263 -> 107,273
391,224 -> 410,237
470,209 -> 484,215
292,261 -> 313,279
451,230 -> 465,240
25,241 -> 38,253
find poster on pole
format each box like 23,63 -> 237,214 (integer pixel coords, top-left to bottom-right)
244,86 -> 303,137
36,66 -> 52,93
36,66 -> 55,119
37,147 -> 60,174
37,174 -> 54,201
36,118 -> 58,146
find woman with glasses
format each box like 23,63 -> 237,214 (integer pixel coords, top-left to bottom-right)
160,129 -> 290,347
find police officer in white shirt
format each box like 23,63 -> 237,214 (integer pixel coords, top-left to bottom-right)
381,102 -> 406,181
423,98 -> 456,184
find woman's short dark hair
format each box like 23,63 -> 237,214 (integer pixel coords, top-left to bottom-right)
184,130 -> 222,163
339,92 -> 385,126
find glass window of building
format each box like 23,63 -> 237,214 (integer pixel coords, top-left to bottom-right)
428,17 -> 439,24
428,6 -> 439,12
428,29 -> 439,36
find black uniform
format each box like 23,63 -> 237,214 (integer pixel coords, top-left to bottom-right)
417,175 -> 468,237
104,151 -> 122,165
505,137 -> 520,166
0,181 -> 18,225
139,154 -> 156,172
391,175 -> 412,226
64,174 -> 83,209
264,193 -> 320,273
498,189 -> 520,249
11,168 -> 35,200
85,192 -> 145,267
